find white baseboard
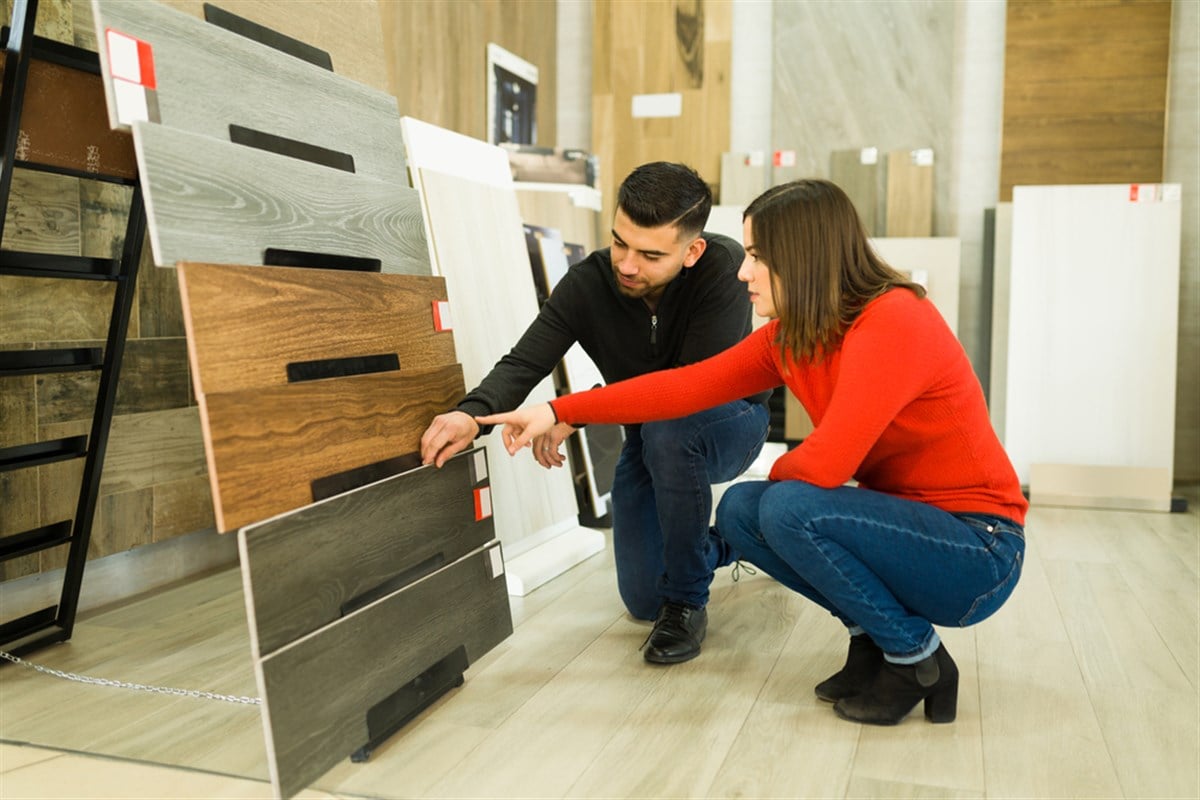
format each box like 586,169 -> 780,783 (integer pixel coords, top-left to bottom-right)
503,525 -> 606,596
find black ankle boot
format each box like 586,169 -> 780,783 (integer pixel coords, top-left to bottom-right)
833,643 -> 958,725
814,633 -> 884,702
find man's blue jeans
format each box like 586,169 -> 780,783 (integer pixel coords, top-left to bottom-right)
610,400 -> 770,620
715,480 -> 1025,662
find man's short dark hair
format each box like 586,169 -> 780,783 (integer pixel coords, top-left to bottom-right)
616,162 -> 712,239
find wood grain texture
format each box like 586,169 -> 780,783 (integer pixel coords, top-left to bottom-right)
240,447 -> 494,655
252,542 -> 512,799
200,365 -> 465,531
514,187 -> 601,255
0,56 -> 137,179
151,474 -> 214,540
1000,0 -> 1171,201
40,486 -> 152,570
91,0 -> 405,183
380,0 -> 556,145
3,0 -> 73,44
719,151 -> 767,206
36,337 -> 190,424
176,262 -> 455,395
0,277 -> 114,345
2,168 -> 81,255
132,122 -> 430,274
884,150 -> 933,237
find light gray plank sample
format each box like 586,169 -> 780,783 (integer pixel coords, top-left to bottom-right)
251,542 -> 512,799
831,148 -> 884,236
91,0 -> 406,182
177,262 -> 455,395
240,447 -> 496,655
133,122 -> 430,274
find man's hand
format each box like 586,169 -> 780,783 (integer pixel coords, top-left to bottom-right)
475,403 -> 560,459
420,410 -> 479,468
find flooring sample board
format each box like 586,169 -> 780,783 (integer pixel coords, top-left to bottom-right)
870,237 -> 961,335
720,151 -> 768,205
1,56 -> 136,179
1030,463 -> 1172,512
401,117 -> 585,571
1005,184 -> 1181,502
831,148 -> 884,236
240,447 -> 496,655
131,121 -> 430,274
176,263 -> 455,395
514,183 -> 602,254
90,0 -> 405,183
884,149 -> 934,237
200,365 -> 466,531
249,540 -> 511,799
706,204 -> 745,244
988,203 -> 1013,439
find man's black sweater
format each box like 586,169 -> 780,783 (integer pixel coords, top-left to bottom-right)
457,232 -> 772,421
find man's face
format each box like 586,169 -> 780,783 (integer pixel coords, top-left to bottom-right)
609,208 -> 705,305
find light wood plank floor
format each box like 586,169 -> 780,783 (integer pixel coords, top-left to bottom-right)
2,489 -> 1197,799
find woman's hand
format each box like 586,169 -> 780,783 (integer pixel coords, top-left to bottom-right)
475,403 -> 559,458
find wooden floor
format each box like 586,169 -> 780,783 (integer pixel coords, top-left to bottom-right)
1,488 -> 1197,799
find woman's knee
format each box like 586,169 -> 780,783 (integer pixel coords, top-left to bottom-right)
715,481 -> 769,545
757,481 -> 823,548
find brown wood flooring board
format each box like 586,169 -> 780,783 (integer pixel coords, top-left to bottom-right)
131,122 -> 431,274
239,447 -> 494,655
201,365 -> 465,532
252,541 -> 512,799
1,56 -> 136,178
90,0 -> 406,183
884,150 -> 933,237
176,262 -> 455,395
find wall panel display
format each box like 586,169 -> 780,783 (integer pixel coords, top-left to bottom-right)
1005,184 -> 1181,509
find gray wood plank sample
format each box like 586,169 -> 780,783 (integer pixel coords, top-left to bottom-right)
239,447 -> 495,655
91,0 -> 406,182
132,121 -> 431,274
176,262 -> 455,395
250,541 -> 512,799
201,365 -> 465,531
830,149 -> 884,236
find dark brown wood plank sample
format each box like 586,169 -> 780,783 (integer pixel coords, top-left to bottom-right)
91,0 -> 406,183
0,55 -> 136,179
250,542 -> 511,799
240,447 -> 494,655
132,122 -> 430,275
200,365 -> 465,531
176,262 -> 456,395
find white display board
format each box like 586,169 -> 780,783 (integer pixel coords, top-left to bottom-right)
1005,184 -> 1181,508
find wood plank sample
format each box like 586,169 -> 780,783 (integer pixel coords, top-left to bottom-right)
132,121 -> 430,274
91,0 -> 405,183
200,365 -> 466,531
176,262 -> 455,395
250,541 -> 511,799
240,447 -> 494,655
884,149 -> 933,237
0,56 -> 136,178
720,151 -> 767,206
870,237 -> 960,335
831,148 -> 883,236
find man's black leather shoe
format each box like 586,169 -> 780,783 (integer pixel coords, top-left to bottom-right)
643,601 -> 707,664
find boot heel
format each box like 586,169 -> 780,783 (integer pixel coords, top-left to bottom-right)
923,679 -> 958,723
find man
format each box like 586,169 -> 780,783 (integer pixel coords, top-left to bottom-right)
420,162 -> 771,664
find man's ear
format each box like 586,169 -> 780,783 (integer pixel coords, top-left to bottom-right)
681,236 -> 707,268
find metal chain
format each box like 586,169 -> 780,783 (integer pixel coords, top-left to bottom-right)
0,650 -> 261,706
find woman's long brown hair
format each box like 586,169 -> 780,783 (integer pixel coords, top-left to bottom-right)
745,179 -> 926,363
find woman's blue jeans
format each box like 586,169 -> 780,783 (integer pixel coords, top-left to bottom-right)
715,480 -> 1025,662
610,400 -> 770,620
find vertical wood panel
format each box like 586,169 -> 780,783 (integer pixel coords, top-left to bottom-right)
592,0 -> 732,224
381,0 -> 556,145
999,0 -> 1171,201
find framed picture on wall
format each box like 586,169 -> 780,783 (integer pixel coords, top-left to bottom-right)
486,43 -> 538,146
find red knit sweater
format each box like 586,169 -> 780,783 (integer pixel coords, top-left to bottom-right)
553,289 -> 1028,525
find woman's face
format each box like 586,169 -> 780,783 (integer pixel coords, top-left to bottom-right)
737,216 -> 778,318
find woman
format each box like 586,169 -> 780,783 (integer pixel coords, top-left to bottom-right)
479,179 -> 1027,726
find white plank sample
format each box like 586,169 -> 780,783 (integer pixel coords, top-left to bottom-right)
871,236 -> 961,335
401,116 -> 597,591
91,0 -> 406,182
989,202 -> 1013,439
132,122 -> 430,274
1005,184 -> 1181,494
